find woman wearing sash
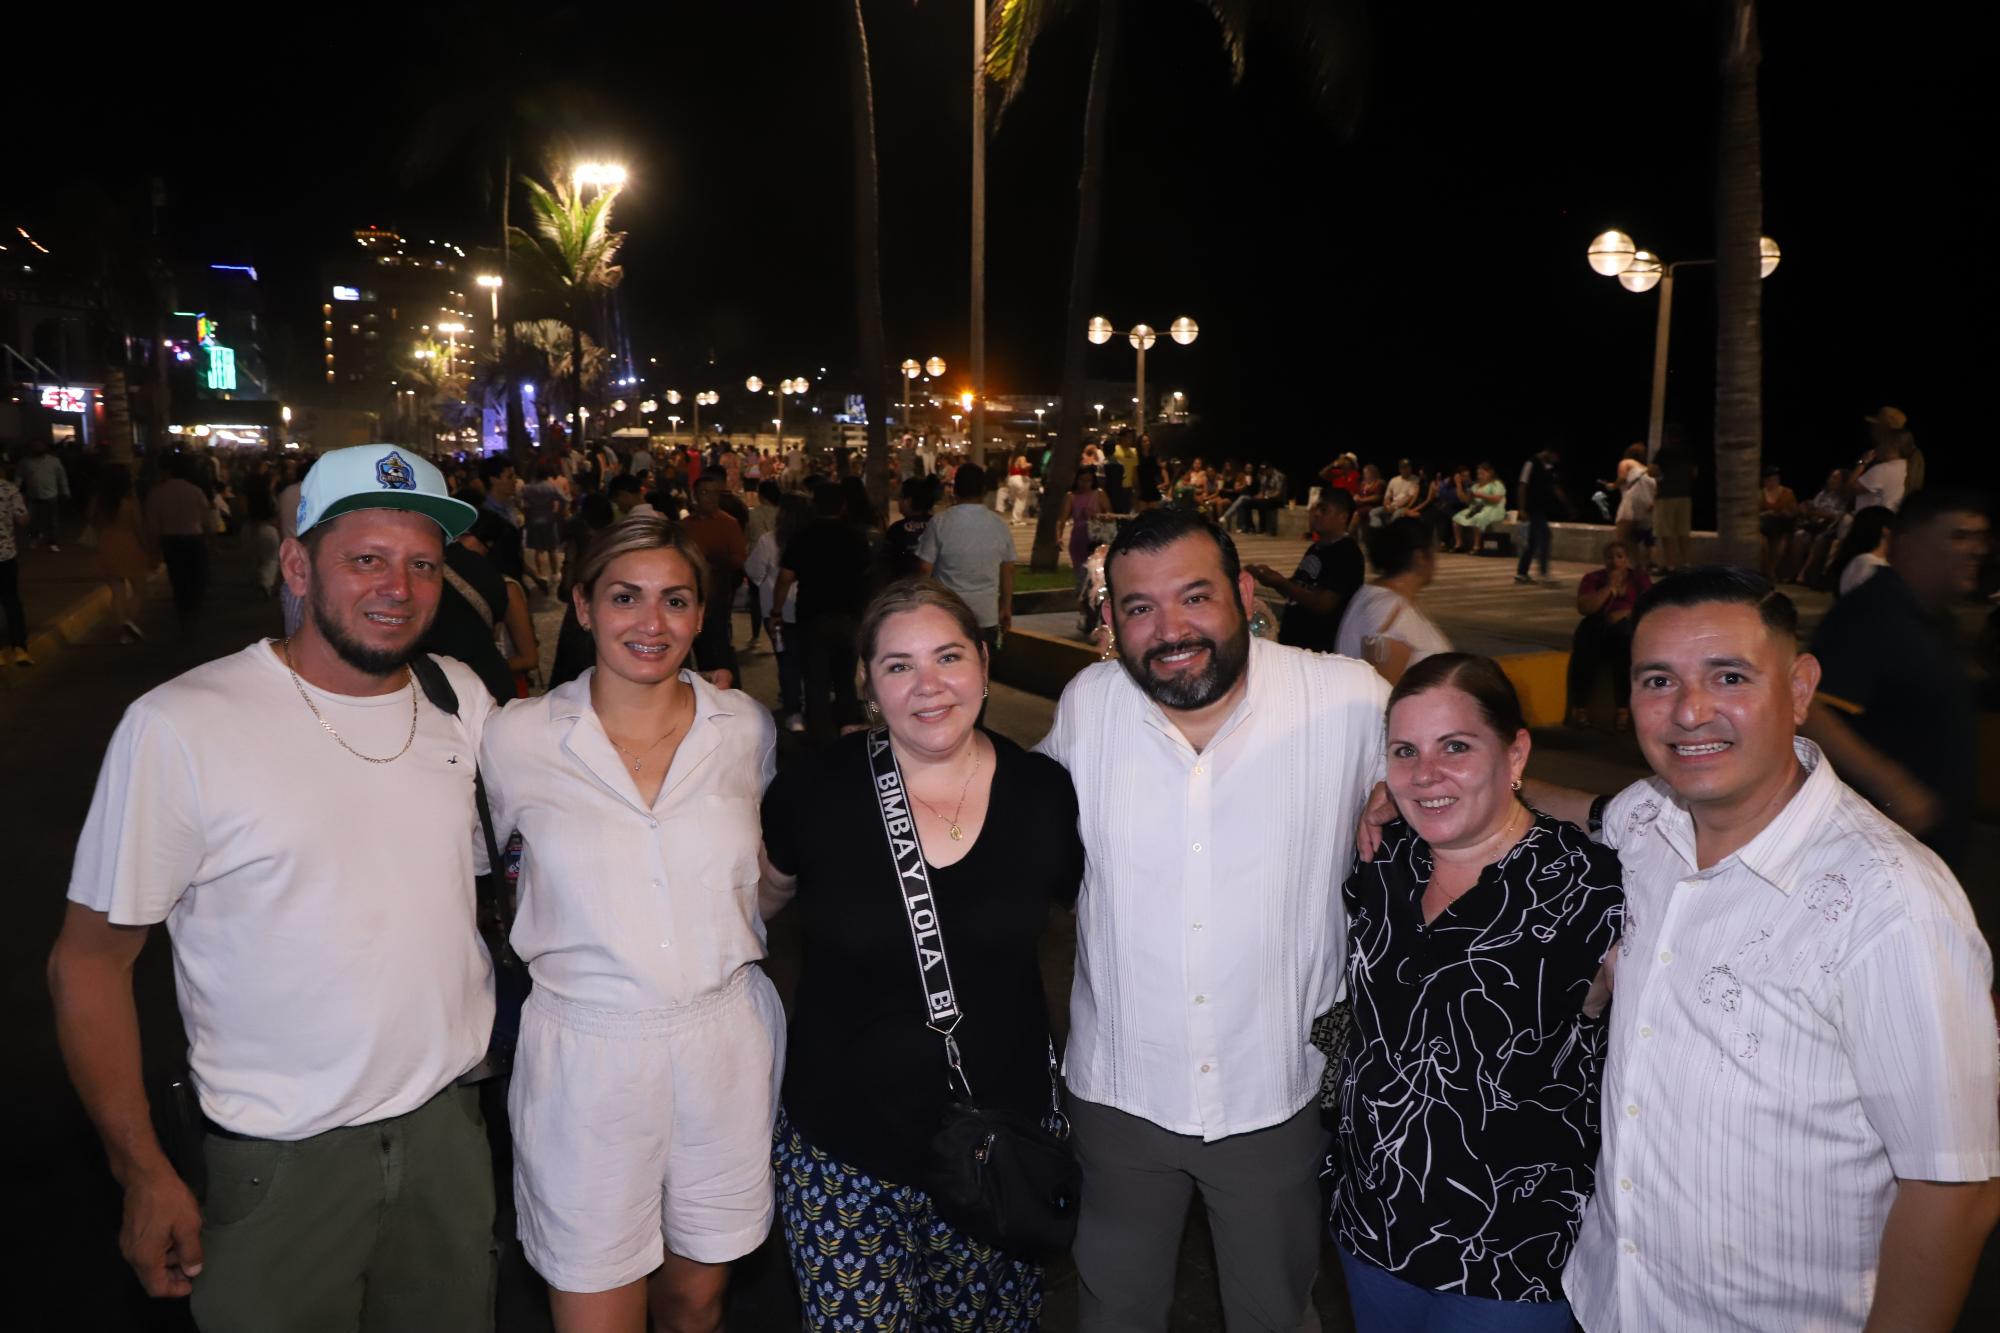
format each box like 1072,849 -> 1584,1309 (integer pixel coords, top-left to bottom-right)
479,517 -> 784,1332
761,577 -> 1083,1331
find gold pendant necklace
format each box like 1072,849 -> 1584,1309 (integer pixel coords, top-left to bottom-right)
912,744 -> 981,840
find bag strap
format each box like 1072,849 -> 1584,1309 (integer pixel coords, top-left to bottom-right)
442,561 -> 497,630
867,727 -> 1067,1127
408,656 -> 508,917
867,728 -> 975,1100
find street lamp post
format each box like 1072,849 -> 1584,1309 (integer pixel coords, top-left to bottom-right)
1588,228 -> 1780,458
748,375 -> 810,452
476,274 -> 503,354
1088,315 -> 1198,437
899,356 -> 945,429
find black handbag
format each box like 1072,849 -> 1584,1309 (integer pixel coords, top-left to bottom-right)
865,728 -> 1081,1260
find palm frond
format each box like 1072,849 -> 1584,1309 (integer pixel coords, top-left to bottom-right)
1200,0 -> 1250,85
984,0 -> 1082,120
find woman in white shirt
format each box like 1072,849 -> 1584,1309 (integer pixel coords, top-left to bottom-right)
1830,504 -> 1895,597
480,516 -> 782,1333
1336,516 -> 1452,684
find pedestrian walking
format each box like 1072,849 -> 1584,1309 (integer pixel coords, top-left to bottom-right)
0,454 -> 28,663
19,437 -> 70,550
48,444 -> 500,1331
480,518 -> 783,1331
773,483 -> 874,743
1514,447 -> 1565,584
916,464 -> 1016,652
762,578 -> 1084,1331
92,466 -> 154,646
143,455 -> 213,628
1037,508 -> 1390,1333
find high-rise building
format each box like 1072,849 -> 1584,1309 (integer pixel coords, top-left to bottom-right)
318,228 -> 488,423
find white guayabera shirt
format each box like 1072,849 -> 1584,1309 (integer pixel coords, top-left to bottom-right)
1037,636 -> 1389,1140
1563,739 -> 2000,1332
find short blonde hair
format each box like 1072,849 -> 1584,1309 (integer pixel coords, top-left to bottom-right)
574,516 -> 710,607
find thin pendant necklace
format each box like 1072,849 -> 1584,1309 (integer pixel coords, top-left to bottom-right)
282,639 -> 418,764
910,743 -> 981,841
606,693 -> 693,774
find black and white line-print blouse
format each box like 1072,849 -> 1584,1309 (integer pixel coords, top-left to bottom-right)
1329,813 -> 1625,1302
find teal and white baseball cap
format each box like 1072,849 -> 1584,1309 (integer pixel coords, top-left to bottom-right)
295,444 -> 478,540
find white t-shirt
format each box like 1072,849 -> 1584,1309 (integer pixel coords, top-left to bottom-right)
1854,459 -> 1907,512
68,642 -> 497,1140
1334,584 -> 1452,667
1616,470 -> 1657,523
1383,475 -> 1419,511
743,529 -> 797,622
916,503 -> 1017,628
1838,550 -> 1890,596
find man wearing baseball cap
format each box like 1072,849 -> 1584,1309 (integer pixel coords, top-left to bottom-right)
49,445 -> 503,1331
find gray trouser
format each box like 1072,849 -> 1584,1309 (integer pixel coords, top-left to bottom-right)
1070,1092 -> 1325,1333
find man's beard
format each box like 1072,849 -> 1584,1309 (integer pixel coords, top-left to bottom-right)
1118,612 -> 1251,710
309,585 -> 429,677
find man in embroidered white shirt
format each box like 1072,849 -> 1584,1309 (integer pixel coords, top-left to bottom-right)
1482,567 -> 2000,1331
1039,508 -> 1390,1332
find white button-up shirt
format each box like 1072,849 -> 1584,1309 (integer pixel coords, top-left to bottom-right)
1038,636 -> 1389,1140
480,670 -> 777,1011
1564,739 -> 2000,1332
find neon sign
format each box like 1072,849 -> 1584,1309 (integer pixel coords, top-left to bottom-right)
332,285 -> 360,301
204,345 -> 238,392
39,385 -> 89,413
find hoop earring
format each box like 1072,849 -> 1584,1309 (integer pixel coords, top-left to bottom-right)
1510,779 -> 1523,792
982,685 -> 990,699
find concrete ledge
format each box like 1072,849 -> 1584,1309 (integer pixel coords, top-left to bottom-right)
1492,519 -> 1722,565
990,627 -> 1100,698
1013,588 -> 1077,616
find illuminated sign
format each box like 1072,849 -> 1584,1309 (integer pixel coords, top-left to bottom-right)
332,285 -> 360,301
38,385 -> 90,413
204,345 -> 238,392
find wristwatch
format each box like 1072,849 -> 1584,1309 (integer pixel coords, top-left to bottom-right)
1587,793 -> 1611,839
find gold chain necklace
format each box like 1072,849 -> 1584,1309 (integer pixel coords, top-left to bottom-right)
281,640 -> 419,764
910,744 -> 981,841
605,693 -> 693,773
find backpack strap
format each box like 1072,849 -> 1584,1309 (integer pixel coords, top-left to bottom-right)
409,656 -> 507,904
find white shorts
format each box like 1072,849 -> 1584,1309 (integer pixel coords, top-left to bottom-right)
509,966 -> 786,1292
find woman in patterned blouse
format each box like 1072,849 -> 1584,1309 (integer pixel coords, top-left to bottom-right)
1330,653 -> 1624,1331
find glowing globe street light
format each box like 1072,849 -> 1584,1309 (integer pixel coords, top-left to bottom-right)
1589,228 -> 1782,457
1089,315 -> 1198,436
692,389 -> 719,437
899,355 -> 946,428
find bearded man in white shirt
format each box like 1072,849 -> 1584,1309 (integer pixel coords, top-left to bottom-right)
48,446 -> 501,1333
1039,508 -> 1390,1331
1364,566 -> 2000,1332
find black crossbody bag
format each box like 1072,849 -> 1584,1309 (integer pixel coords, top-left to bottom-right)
865,728 -> 1080,1259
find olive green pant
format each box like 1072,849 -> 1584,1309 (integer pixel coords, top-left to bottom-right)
190,1082 -> 497,1333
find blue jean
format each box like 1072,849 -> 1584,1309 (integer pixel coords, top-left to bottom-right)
1338,1247 -> 1576,1333
1515,514 -> 1552,577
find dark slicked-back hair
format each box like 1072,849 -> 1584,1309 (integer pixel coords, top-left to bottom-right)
1103,507 -> 1240,606
1388,652 -> 1527,742
1631,565 -> 1798,642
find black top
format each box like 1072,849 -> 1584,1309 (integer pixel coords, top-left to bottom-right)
1522,458 -> 1560,516
1279,536 -> 1364,653
781,516 -> 874,621
1809,567 -> 1975,868
420,543 -> 516,704
881,515 -> 932,583
1331,814 -> 1623,1302
764,730 -> 1084,1185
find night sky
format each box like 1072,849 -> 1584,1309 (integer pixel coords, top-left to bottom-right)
9,1 -> 1987,509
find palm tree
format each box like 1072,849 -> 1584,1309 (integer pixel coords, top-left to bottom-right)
506,176 -> 625,449
397,5 -> 604,457
1713,0 -> 1764,566
985,0 -> 1367,569
847,0 -> 894,511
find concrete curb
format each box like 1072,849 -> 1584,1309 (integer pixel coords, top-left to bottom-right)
17,569 -> 165,668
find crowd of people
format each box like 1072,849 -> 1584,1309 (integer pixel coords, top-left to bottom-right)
40,429 -> 1999,1333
